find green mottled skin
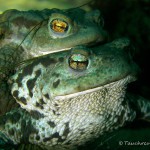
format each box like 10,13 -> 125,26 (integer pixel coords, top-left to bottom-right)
0,7 -> 107,118
0,8 -> 107,81
1,38 -> 150,150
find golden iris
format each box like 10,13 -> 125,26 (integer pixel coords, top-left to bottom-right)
51,19 -> 68,33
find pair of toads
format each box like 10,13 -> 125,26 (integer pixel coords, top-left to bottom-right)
0,7 -> 149,150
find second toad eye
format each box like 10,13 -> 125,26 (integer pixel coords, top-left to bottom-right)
69,53 -> 89,71
50,19 -> 68,33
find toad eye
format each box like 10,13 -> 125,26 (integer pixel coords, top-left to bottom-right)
50,19 -> 68,33
48,13 -> 75,38
69,53 -> 89,71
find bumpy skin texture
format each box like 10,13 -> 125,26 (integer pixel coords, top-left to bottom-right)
0,39 -> 144,150
0,8 -> 107,80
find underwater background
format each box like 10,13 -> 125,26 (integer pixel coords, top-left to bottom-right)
0,0 -> 150,150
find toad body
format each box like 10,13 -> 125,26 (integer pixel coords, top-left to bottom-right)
0,39 -> 149,150
0,8 -> 107,80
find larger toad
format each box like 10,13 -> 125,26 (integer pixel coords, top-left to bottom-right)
0,38 -> 149,150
